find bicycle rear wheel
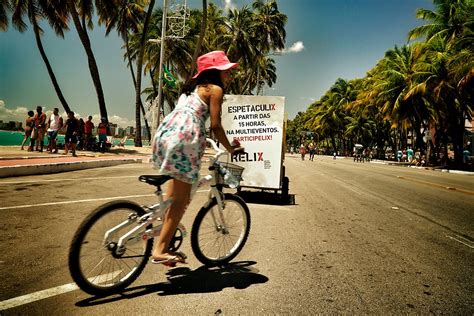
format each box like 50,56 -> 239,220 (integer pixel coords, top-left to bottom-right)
191,193 -> 250,265
68,200 -> 152,296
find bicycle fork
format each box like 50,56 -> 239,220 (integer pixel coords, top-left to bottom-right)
209,188 -> 230,235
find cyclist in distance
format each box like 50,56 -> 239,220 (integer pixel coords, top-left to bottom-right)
151,51 -> 244,265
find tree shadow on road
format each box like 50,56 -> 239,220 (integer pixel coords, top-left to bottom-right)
75,261 -> 268,307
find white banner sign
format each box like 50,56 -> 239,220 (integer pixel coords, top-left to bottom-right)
221,95 -> 285,189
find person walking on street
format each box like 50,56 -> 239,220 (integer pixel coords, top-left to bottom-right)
30,106 -> 47,152
77,118 -> 85,150
47,108 -> 63,154
84,116 -> 94,150
150,51 -> 243,265
21,110 -> 35,150
63,111 -> 79,157
309,142 -> 316,161
407,147 -> 414,164
300,144 -> 306,160
397,149 -> 403,162
97,118 -> 108,153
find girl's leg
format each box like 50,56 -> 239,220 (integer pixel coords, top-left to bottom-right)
152,179 -> 192,260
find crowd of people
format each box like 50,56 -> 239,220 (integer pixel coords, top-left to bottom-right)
21,106 -> 110,156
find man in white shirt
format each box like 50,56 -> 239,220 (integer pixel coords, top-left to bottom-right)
47,108 -> 63,154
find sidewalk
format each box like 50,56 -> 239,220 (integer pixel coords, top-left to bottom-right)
0,146 -> 152,178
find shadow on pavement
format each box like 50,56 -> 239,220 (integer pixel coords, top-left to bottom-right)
75,261 -> 267,306
237,190 -> 296,205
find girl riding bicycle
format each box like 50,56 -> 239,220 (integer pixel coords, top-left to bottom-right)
151,51 -> 244,265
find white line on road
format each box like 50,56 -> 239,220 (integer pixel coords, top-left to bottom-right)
0,175 -> 138,185
445,234 -> 474,249
0,283 -> 79,311
0,270 -> 124,311
0,194 -> 155,210
0,190 -> 210,211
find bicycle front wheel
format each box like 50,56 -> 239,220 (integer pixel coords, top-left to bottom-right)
191,193 -> 251,266
68,200 -> 152,296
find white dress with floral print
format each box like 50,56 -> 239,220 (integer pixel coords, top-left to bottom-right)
151,92 -> 209,184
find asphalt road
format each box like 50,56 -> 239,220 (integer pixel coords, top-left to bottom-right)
0,154 -> 473,315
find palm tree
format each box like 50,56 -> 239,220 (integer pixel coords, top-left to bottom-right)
132,0 -> 155,146
408,0 -> 473,165
10,0 -> 71,114
100,0 -> 153,141
345,115 -> 376,148
1,1 -> 12,31
251,0 -> 287,53
187,0 -> 208,82
376,44 -> 433,153
408,0 -> 472,43
68,0 -> 108,122
223,6 -> 256,66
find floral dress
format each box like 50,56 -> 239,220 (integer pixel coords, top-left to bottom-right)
151,91 -> 210,184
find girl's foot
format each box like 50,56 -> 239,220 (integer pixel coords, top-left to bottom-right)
151,252 -> 187,266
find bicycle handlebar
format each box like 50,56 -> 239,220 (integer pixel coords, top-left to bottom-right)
206,138 -> 226,161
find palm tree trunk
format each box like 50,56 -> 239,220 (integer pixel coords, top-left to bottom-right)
187,0 -> 207,82
126,32 -> 151,142
69,2 -> 108,122
134,0 -> 155,147
28,2 -> 70,114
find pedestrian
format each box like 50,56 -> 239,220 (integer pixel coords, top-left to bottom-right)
30,106 -> 47,152
63,111 -> 79,157
21,110 -> 35,150
84,116 -> 94,150
77,118 -> 85,150
397,149 -> 403,162
47,107 -> 63,154
97,118 -> 108,153
463,148 -> 470,164
407,147 -> 414,164
309,142 -> 315,161
300,144 -> 306,160
150,50 -> 243,265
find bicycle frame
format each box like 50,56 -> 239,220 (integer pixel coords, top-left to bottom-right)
104,138 -> 232,254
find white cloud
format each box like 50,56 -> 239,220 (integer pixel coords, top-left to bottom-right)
0,100 -> 135,128
278,41 -> 305,54
108,115 -> 135,128
0,100 -> 30,123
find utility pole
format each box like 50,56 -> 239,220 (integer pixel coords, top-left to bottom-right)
151,0 -> 168,137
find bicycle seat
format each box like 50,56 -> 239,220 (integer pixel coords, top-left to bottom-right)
139,175 -> 172,187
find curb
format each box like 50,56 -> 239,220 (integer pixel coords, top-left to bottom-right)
0,158 -> 143,178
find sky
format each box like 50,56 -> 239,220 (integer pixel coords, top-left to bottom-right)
0,0 -> 434,128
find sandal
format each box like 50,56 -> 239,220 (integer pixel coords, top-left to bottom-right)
151,252 -> 187,267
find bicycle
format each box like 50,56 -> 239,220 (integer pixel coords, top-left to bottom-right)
68,138 -> 251,296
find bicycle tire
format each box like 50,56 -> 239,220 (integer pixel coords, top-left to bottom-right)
68,200 -> 152,296
191,193 -> 251,266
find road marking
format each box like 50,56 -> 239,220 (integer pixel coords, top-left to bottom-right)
0,270 -> 124,311
0,194 -> 155,210
445,234 -> 474,249
0,282 -> 79,311
0,175 -> 137,185
396,176 -> 474,195
0,190 -> 210,211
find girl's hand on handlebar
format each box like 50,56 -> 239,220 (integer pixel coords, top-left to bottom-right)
231,146 -> 245,156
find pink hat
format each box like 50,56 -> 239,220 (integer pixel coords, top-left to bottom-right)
192,51 -> 238,79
